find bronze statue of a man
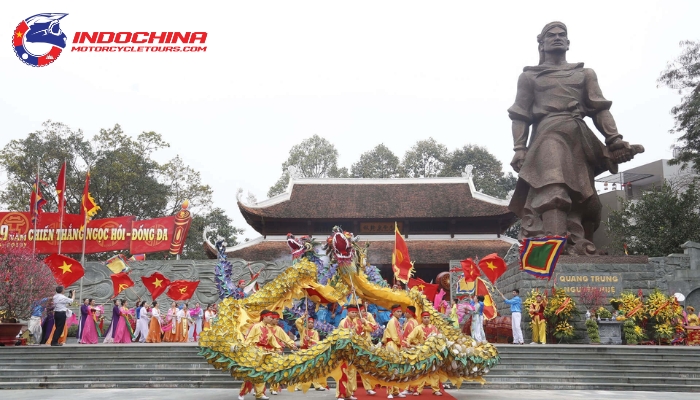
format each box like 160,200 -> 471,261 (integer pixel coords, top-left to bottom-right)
508,22 -> 643,255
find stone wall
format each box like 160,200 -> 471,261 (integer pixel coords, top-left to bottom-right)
491,241 -> 700,343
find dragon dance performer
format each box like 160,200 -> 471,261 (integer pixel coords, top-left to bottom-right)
336,304 -> 365,400
359,304 -> 380,395
239,310 -> 298,400
405,312 -> 442,396
295,315 -> 327,391
529,294 -> 547,345
383,305 -> 406,399
401,306 -> 419,395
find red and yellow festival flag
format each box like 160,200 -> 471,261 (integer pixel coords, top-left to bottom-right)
475,278 -> 497,320
408,277 -> 439,302
81,171 -> 100,227
29,175 -> 47,223
44,253 -> 84,287
519,236 -> 567,281
141,272 -> 171,300
110,272 -> 135,298
166,280 -> 200,301
55,162 -> 66,214
392,223 -> 414,283
477,253 -> 507,284
460,258 -> 480,283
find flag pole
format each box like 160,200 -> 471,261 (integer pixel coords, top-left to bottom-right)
79,208 -> 87,302
79,170 -> 90,303
32,159 -> 40,255
57,159 -> 66,254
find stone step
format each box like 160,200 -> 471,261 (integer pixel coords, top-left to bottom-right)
0,362 -> 217,370
460,381 -> 700,392
0,381 -> 243,389
0,368 -> 229,376
0,374 -> 236,383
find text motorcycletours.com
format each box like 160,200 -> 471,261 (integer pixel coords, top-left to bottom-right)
70,31 -> 207,52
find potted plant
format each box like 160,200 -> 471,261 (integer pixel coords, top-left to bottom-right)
0,244 -> 56,345
623,318 -> 645,345
597,307 -> 612,321
586,318 -> 601,344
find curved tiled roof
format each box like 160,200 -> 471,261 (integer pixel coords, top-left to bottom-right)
204,236 -> 514,263
239,180 -> 512,220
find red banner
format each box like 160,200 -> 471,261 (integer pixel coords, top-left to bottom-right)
0,211 -> 190,255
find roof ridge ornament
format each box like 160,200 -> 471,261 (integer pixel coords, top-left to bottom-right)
461,164 -> 474,180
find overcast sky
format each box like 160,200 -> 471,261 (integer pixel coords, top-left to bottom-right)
2,1 -> 698,241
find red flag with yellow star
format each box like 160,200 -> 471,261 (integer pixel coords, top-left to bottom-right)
166,280 -> 200,301
460,258 -> 481,282
141,272 -> 171,300
110,272 -> 135,298
477,253 -> 507,284
44,253 -> 84,287
407,277 -> 439,302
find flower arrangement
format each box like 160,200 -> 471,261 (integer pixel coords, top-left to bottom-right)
554,321 -> 575,340
643,289 -> 683,343
0,244 -> 57,322
597,307 -> 612,320
585,318 -> 600,344
610,292 -> 644,321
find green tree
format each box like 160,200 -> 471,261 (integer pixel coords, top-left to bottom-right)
606,181 -> 700,256
440,144 -> 517,199
402,137 -> 448,178
0,121 -> 213,219
182,207 -> 244,259
267,135 -> 347,197
351,144 -> 401,178
658,40 -> 700,171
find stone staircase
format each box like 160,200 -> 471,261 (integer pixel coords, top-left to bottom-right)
464,344 -> 700,392
1,343 -> 700,392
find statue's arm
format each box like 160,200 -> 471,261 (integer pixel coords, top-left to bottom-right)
584,68 -> 623,145
508,72 -> 533,172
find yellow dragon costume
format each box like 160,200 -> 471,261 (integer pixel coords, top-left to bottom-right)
199,228 -> 499,392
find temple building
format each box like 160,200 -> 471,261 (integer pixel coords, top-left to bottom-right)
204,168 -> 518,282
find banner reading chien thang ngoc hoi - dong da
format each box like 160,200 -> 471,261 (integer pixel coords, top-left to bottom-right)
0,211 -> 191,255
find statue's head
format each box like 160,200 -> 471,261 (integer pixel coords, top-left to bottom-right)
537,21 -> 569,64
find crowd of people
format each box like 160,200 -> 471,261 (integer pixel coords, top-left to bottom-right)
24,285 -> 218,345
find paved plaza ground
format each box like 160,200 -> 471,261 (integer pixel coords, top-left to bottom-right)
1,389 -> 697,400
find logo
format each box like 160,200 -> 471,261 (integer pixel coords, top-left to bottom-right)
13,13 -> 68,67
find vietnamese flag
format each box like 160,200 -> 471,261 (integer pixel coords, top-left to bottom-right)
44,253 -> 84,287
81,171 -> 101,226
392,223 -> 414,283
460,258 -> 480,282
141,272 -> 171,300
167,280 -> 200,301
475,278 -> 498,320
55,162 -> 66,214
30,174 -> 47,223
110,272 -> 135,298
477,253 -> 507,284
408,277 -> 439,302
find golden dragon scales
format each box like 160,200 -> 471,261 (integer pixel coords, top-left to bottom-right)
199,228 -> 499,391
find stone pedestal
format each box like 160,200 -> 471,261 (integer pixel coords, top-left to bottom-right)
598,320 -> 622,345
